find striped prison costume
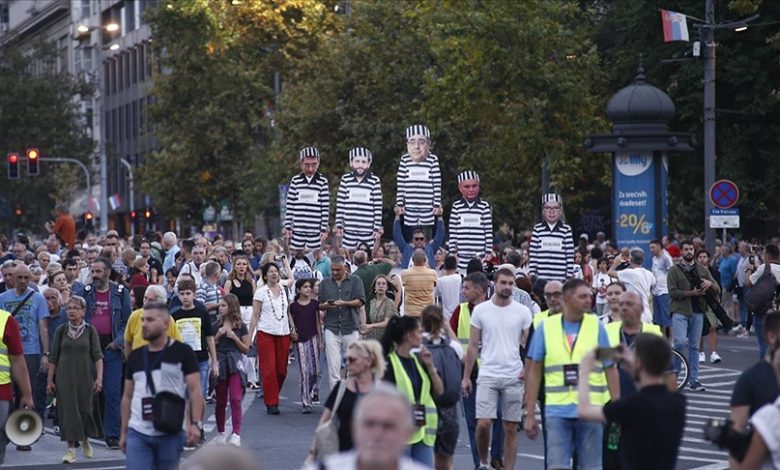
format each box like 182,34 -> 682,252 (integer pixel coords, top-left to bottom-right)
335,171 -> 383,250
284,172 -> 330,252
448,197 -> 493,270
528,220 -> 575,282
395,153 -> 442,227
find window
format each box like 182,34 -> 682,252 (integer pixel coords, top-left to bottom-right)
58,36 -> 69,73
125,104 -> 132,141
103,61 -> 110,96
123,52 -> 130,89
132,100 -> 138,138
112,108 -> 118,144
130,47 -> 137,84
104,111 -> 111,143
145,42 -> 152,78
1,4 -> 9,24
116,56 -> 122,92
137,44 -> 145,82
139,99 -> 145,134
75,46 -> 93,73
81,0 -> 91,18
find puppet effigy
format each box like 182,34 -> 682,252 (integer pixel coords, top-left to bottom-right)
528,193 -> 574,282
335,147 -> 383,250
395,125 -> 442,232
448,171 -> 493,270
283,147 -> 330,252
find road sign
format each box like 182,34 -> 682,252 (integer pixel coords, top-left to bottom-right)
709,208 -> 740,228
709,179 -> 739,209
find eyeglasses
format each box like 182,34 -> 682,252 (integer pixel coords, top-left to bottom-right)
543,206 -> 561,212
544,292 -> 563,298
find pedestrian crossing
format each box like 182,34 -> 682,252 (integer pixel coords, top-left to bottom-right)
679,363 -> 740,470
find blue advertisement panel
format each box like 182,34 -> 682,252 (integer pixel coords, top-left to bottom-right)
613,152 -> 662,268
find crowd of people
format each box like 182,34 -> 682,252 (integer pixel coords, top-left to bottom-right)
0,137 -> 778,469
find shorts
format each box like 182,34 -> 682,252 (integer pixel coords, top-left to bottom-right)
653,294 -> 671,328
341,231 -> 374,251
475,375 -> 524,422
290,231 -> 322,252
434,404 -> 459,455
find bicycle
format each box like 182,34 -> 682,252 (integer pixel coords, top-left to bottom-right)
671,348 -> 690,391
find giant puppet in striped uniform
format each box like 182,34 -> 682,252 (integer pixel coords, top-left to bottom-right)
528,193 -> 575,282
282,147 -> 331,252
395,124 -> 442,231
449,171 -> 493,270
334,147 -> 383,250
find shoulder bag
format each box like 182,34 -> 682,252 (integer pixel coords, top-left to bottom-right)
313,379 -> 347,458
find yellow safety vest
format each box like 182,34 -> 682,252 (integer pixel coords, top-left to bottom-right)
533,309 -> 562,329
605,322 -> 662,347
0,310 -> 12,385
456,302 -> 480,367
542,313 -> 610,406
388,352 -> 438,446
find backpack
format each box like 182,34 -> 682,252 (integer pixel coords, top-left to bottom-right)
745,265 -> 779,315
422,336 -> 463,408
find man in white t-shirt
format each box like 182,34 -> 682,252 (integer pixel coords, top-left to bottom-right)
461,267 -> 532,470
650,239 -> 674,336
609,247 -> 655,323
435,255 -> 462,320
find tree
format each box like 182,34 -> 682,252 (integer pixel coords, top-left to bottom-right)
141,0 -> 340,230
0,40 -> 94,236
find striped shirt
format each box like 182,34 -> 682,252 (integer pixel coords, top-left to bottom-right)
528,221 -> 574,281
335,171 -> 382,233
395,153 -> 442,226
283,172 -> 330,233
448,197 -> 493,269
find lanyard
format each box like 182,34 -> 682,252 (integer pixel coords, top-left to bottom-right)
142,340 -> 171,395
562,317 -> 583,360
620,325 -> 642,351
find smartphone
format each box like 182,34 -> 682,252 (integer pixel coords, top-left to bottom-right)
274,255 -> 285,262
749,255 -> 756,265
595,346 -> 621,362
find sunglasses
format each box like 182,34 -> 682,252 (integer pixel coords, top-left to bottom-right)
414,237 -> 425,241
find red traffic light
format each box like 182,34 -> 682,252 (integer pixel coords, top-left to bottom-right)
8,154 -> 18,164
14,207 -> 22,217
7,153 -> 19,179
130,210 -> 137,219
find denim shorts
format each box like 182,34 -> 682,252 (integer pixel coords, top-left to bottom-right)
546,416 -> 603,470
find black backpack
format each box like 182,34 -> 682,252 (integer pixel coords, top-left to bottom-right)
422,336 -> 463,408
745,265 -> 779,315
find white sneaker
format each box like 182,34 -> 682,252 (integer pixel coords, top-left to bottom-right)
698,352 -> 705,363
710,351 -> 722,363
229,433 -> 241,447
217,432 -> 226,444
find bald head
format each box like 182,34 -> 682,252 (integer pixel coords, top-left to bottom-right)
14,264 -> 31,294
543,280 -> 564,313
412,249 -> 427,266
353,250 -> 368,266
618,291 -> 643,326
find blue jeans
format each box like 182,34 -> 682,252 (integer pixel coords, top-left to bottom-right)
754,313 -> 768,359
125,428 -> 184,470
103,347 -> 123,438
738,287 -> 751,326
407,441 -> 434,467
672,313 -> 704,383
198,360 -> 210,399
653,294 -> 671,328
462,385 -> 504,466
546,416 -> 603,470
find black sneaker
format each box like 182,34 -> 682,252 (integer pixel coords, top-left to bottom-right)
689,380 -> 706,392
183,441 -> 196,451
105,437 -> 120,450
266,405 -> 280,415
491,457 -> 505,470
16,445 -> 32,451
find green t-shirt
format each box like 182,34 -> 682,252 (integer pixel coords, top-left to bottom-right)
354,262 -> 392,312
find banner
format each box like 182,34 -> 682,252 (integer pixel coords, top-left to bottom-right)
613,152 -> 667,268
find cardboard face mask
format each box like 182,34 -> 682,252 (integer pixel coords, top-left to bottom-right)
459,179 -> 480,201
406,136 -> 430,162
300,157 -> 319,177
351,156 -> 370,177
543,203 -> 562,224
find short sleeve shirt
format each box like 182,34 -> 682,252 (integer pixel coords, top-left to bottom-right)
470,299 -> 531,378
0,289 -> 49,354
0,315 -> 23,400
171,306 -> 213,362
749,396 -> 780,470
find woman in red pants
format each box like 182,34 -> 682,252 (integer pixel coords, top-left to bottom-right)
249,262 -> 293,414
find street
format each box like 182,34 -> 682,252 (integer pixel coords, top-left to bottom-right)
3,333 -> 756,470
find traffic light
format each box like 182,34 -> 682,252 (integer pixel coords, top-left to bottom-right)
144,209 -> 152,219
26,148 -> 40,175
130,210 -> 137,219
14,207 -> 22,217
85,211 -> 94,225
7,153 -> 19,179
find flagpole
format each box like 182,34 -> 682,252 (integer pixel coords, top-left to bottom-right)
703,0 -> 716,254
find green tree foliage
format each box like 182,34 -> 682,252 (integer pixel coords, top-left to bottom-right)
141,0 -> 339,227
0,40 -> 93,236
595,0 -> 780,236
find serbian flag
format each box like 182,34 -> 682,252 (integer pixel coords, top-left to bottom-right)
109,193 -> 122,210
660,9 -> 689,42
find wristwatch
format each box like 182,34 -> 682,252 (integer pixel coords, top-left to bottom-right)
194,421 -> 204,431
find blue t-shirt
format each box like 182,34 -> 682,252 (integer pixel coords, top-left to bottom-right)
0,288 -> 49,355
528,315 -> 612,418
718,254 -> 739,290
47,309 -> 68,349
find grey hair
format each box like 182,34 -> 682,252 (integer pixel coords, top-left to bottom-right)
353,382 -> 414,429
629,247 -> 645,265
43,287 -> 62,303
203,261 -> 221,278
68,295 -> 87,310
163,232 -> 177,244
145,284 -> 167,302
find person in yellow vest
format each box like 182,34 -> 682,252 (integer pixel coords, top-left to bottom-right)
123,285 -> 182,359
461,268 -> 532,470
381,316 -> 443,467
524,278 -> 620,470
449,272 -> 505,469
0,307 -> 34,466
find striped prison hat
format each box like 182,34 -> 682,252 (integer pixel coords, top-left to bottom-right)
299,147 -> 320,160
542,193 -> 562,204
348,147 -> 373,163
457,171 -> 479,183
405,124 -> 431,140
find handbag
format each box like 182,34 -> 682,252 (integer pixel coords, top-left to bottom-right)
143,342 -> 186,434
313,380 -> 347,458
